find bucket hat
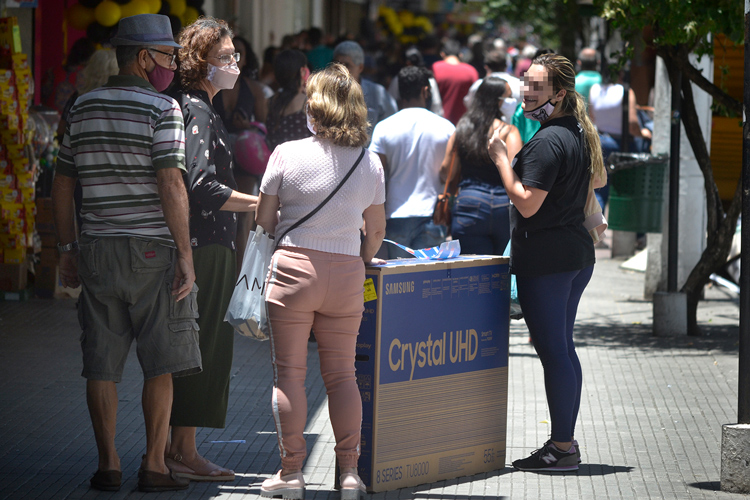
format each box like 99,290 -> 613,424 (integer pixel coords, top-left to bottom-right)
110,14 -> 182,48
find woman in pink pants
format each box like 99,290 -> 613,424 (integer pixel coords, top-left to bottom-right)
255,63 -> 387,500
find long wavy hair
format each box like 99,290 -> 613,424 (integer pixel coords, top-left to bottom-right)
306,63 -> 369,148
454,76 -> 507,166
267,49 -> 307,132
532,53 -> 605,182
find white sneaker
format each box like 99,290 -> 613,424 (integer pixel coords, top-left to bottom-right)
260,470 -> 305,499
339,472 -> 366,500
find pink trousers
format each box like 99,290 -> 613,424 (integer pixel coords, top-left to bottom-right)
266,247 -> 365,470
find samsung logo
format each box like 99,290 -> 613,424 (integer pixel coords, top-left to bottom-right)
385,281 -> 414,295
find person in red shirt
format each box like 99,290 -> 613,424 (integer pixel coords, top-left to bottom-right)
431,39 -> 478,125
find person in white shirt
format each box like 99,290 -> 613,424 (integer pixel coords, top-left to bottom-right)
370,66 -> 455,258
464,49 -> 522,119
388,46 -> 444,116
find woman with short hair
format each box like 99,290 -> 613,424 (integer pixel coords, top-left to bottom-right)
255,63 -> 386,499
166,16 -> 258,482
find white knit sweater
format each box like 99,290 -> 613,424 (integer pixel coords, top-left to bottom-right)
260,136 -> 386,256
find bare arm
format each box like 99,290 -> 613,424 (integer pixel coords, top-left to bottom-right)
156,167 -> 195,301
439,133 -> 461,184
488,124 -> 548,218
377,153 -> 389,181
505,125 -> 523,162
255,191 -> 280,235
627,88 -> 642,137
51,173 -> 79,289
361,203 -> 386,264
220,191 -> 258,212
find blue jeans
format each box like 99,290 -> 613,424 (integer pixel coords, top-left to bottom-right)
451,181 -> 510,255
516,266 -> 594,442
384,216 -> 446,259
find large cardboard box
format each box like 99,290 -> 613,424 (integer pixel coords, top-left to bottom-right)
356,256 -> 510,492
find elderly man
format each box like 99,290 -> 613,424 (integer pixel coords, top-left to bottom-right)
333,40 -> 397,142
51,14 -> 200,493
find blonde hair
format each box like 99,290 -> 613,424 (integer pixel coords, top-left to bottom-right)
532,53 -> 605,183
80,49 -> 118,94
305,63 -> 369,148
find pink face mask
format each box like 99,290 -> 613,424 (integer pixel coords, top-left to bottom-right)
207,62 -> 240,90
146,52 -> 174,92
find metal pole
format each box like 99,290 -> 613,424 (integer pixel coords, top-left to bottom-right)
667,65 -> 681,292
738,0 -> 750,424
621,60 -> 631,153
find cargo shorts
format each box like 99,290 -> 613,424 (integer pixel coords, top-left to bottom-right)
77,236 -> 202,382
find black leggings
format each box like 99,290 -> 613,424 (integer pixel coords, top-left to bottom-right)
517,266 -> 594,442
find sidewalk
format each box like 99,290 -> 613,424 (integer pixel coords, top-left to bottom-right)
0,249 -> 744,500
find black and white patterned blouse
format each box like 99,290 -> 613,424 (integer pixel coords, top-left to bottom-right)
171,88 -> 238,251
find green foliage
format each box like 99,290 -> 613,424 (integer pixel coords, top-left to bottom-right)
483,0 -> 570,49
599,0 -> 743,56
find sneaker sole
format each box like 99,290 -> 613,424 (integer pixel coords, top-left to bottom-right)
513,464 -> 579,472
260,487 -> 305,499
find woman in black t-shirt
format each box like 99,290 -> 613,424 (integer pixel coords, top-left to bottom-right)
488,53 -> 607,473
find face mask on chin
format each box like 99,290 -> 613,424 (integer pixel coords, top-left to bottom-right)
207,61 -> 241,91
523,99 -> 556,122
146,53 -> 175,92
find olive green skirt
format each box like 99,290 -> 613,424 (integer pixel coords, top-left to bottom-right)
171,244 -> 236,428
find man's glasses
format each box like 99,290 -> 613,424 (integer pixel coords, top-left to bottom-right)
148,48 -> 177,66
211,52 -> 241,65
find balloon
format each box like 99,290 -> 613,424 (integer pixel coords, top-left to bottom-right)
79,0 -> 103,8
121,0 -> 151,17
181,6 -> 199,26
87,22 -> 116,44
168,14 -> 182,35
165,0 -> 186,17
67,4 -> 95,31
94,1 -> 122,27
145,0 -> 162,14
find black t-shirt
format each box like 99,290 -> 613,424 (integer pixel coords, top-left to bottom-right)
510,115 -> 594,277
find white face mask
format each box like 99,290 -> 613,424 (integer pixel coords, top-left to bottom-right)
500,97 -> 518,119
207,61 -> 240,90
523,99 -> 556,122
306,111 -> 316,135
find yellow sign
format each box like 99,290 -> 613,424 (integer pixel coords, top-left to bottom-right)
363,278 -> 377,302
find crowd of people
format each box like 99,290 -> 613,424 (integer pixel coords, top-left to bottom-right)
49,9 -> 648,497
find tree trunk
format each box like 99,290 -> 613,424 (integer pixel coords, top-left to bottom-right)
661,46 -> 742,336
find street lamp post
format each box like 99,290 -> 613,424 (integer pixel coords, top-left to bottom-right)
719,2 -> 750,493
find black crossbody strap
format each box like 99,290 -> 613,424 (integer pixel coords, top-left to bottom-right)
275,147 -> 366,248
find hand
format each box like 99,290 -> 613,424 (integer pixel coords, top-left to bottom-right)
366,257 -> 387,266
232,111 -> 253,131
58,252 -> 80,289
172,253 -> 196,301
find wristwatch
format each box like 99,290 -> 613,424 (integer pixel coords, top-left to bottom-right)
57,241 -> 79,254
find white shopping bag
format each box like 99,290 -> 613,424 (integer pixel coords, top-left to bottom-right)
224,225 -> 274,340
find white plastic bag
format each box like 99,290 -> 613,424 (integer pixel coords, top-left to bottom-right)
224,225 -> 274,340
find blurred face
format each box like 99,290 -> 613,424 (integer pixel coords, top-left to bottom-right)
235,40 -> 247,71
333,54 -> 363,81
522,64 -> 556,111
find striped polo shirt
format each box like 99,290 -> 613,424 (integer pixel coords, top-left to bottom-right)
56,75 -> 186,246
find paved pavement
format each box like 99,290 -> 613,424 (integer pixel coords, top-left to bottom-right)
0,245 -> 745,499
